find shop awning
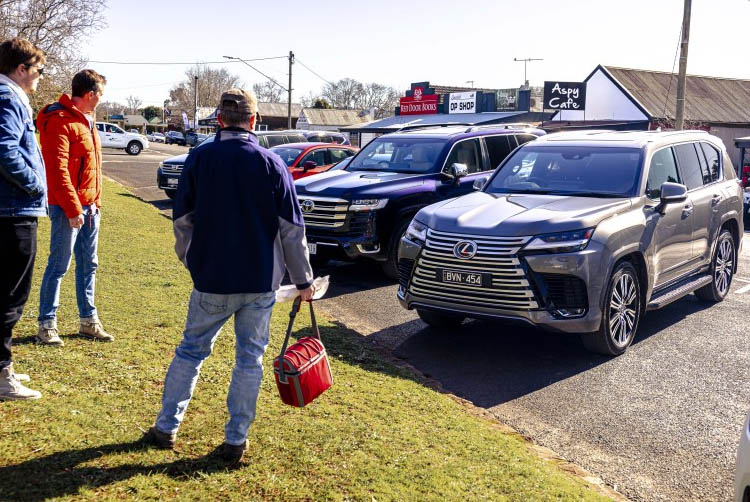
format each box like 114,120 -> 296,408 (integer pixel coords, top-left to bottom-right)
340,111 -> 528,133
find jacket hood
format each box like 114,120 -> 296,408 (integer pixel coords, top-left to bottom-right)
294,169 -> 426,198
416,191 -> 633,236
38,94 -> 89,124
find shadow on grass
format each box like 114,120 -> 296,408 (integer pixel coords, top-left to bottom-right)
0,437 -> 243,502
115,192 -> 173,220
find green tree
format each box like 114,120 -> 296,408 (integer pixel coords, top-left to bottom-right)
141,105 -> 160,121
313,98 -> 332,109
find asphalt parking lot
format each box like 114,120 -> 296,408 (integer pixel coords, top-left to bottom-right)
104,144 -> 750,502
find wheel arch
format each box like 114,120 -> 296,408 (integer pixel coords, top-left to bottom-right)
720,217 -> 740,273
603,251 -> 649,314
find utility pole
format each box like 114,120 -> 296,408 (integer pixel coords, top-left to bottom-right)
675,0 -> 692,130
288,51 -> 294,129
193,75 -> 198,133
513,57 -> 543,87
466,80 -> 475,88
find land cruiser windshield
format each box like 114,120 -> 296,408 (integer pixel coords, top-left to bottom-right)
347,138 -> 447,174
487,146 -> 643,197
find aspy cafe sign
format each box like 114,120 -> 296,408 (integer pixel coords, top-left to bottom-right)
399,85 -> 439,115
543,81 -> 586,110
448,91 -> 476,114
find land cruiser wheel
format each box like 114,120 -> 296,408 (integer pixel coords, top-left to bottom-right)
126,141 -> 142,155
581,261 -> 641,356
381,218 -> 411,280
695,229 -> 735,302
417,309 -> 465,331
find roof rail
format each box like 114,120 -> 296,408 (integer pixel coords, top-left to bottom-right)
397,122 -> 473,132
464,123 -> 534,133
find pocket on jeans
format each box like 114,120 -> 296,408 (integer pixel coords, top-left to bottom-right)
198,293 -> 227,315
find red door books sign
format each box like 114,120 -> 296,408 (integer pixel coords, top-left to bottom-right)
399,86 -> 439,115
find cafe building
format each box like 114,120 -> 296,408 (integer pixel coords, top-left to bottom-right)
547,64 -> 750,166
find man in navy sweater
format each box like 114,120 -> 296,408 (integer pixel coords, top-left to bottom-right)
145,88 -> 314,461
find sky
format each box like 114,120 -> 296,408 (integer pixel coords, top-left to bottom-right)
82,0 -> 750,108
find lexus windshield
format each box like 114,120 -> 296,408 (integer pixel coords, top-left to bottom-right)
347,138 -> 447,174
486,146 -> 643,197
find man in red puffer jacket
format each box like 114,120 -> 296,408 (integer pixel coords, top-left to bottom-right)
35,69 -> 113,346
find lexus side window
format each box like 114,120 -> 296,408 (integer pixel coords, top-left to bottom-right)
646,148 -> 680,200
673,143 -> 704,190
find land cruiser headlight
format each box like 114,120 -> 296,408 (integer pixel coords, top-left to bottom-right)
405,219 -> 427,244
524,228 -> 595,253
349,199 -> 388,211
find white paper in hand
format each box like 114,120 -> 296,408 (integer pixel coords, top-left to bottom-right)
275,275 -> 330,303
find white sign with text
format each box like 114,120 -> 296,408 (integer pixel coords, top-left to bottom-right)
448,91 -> 477,114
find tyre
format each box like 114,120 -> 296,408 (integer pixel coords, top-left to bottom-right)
126,141 -> 142,155
581,261 -> 641,356
417,309 -> 465,331
381,218 -> 412,280
695,229 -> 735,302
310,255 -> 329,267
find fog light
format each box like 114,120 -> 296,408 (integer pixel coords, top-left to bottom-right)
553,308 -> 586,318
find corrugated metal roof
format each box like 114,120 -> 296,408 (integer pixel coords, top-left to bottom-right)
604,65 -> 750,124
301,108 -> 371,126
431,84 -> 499,95
259,102 -> 302,118
340,111 -> 525,131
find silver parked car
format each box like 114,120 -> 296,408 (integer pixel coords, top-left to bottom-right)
397,130 -> 743,355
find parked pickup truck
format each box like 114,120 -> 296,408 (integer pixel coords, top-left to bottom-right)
397,130 -> 743,355
95,122 -> 149,155
293,124 -> 545,278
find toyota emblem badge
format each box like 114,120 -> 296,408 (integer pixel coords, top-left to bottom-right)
453,240 -> 477,259
301,200 -> 315,213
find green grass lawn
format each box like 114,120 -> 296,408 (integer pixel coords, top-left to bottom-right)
0,179 -> 612,501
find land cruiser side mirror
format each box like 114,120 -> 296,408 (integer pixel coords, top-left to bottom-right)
450,163 -> 468,180
473,176 -> 489,191
655,182 -> 688,214
302,160 -> 317,172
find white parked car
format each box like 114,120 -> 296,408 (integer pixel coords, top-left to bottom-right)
736,412 -> 750,502
147,132 -> 165,143
95,122 -> 149,155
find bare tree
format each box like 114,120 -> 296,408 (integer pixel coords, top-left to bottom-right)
357,82 -> 400,119
321,78 -> 363,109
252,79 -> 283,103
317,78 -> 398,118
126,95 -> 142,114
168,64 -> 243,112
0,0 -> 107,110
94,100 -> 125,121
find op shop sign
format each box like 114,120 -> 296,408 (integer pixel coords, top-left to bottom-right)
399,86 -> 439,115
448,91 -> 476,114
543,81 -> 586,110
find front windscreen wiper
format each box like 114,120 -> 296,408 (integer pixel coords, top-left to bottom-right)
546,191 -> 626,198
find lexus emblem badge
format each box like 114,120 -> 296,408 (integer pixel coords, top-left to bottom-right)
453,240 -> 478,259
301,200 -> 315,213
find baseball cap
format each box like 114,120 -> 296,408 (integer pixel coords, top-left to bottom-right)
218,88 -> 258,116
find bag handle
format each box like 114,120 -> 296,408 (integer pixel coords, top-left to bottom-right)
277,296 -> 319,384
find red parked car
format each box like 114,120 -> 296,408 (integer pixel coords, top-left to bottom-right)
270,142 -> 358,180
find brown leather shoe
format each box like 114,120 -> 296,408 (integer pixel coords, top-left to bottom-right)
143,426 -> 175,449
221,440 -> 248,462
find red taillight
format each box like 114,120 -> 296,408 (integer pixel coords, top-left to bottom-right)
742,166 -> 750,187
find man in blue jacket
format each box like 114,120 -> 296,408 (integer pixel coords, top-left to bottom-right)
0,38 -> 47,400
145,88 -> 314,461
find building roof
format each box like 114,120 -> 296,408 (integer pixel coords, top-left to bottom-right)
340,111 -> 527,132
431,84 -> 499,95
602,65 -> 750,124
301,108 -> 371,126
123,114 -> 148,126
259,102 -> 302,118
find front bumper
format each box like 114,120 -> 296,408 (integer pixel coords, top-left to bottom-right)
397,235 -> 608,334
157,167 -> 181,191
306,230 -> 385,261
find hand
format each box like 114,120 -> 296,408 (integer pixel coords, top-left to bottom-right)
69,214 -> 84,229
299,284 -> 316,302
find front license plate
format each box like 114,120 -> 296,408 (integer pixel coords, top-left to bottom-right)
308,243 -> 317,255
439,269 -> 488,287
167,178 -> 178,186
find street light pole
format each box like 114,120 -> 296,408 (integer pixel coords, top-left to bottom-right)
513,57 -> 543,87
675,0 -> 692,130
288,51 -> 294,129
193,75 -> 198,133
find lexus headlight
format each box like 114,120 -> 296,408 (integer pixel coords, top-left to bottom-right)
405,219 -> 427,244
349,199 -> 388,211
524,228 -> 595,253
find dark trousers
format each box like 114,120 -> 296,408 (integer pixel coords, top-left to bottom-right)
0,217 -> 37,370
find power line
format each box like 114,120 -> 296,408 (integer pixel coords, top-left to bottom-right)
88,56 -> 287,65
295,58 -> 333,86
223,55 -> 288,92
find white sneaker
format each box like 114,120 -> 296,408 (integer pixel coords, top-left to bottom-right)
36,326 -> 64,346
0,364 -> 41,400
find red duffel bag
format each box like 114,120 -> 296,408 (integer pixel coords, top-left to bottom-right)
273,296 -> 332,407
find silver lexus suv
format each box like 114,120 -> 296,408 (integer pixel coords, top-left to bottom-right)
397,130 -> 744,355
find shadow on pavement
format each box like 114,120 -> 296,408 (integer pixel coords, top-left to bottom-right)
312,260 -> 396,299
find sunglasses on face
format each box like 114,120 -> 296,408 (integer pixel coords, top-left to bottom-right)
23,63 -> 44,76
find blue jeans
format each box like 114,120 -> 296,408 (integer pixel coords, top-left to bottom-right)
156,289 -> 276,445
38,204 -> 100,325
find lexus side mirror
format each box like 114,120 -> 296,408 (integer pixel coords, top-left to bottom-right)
450,162 -> 468,179
302,161 -> 317,172
655,182 -> 688,214
473,177 -> 489,191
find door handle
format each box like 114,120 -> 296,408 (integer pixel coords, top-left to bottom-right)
711,194 -> 722,206
682,204 -> 694,217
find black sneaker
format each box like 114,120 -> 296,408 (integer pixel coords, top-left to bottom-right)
221,440 -> 248,462
143,426 -> 176,449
